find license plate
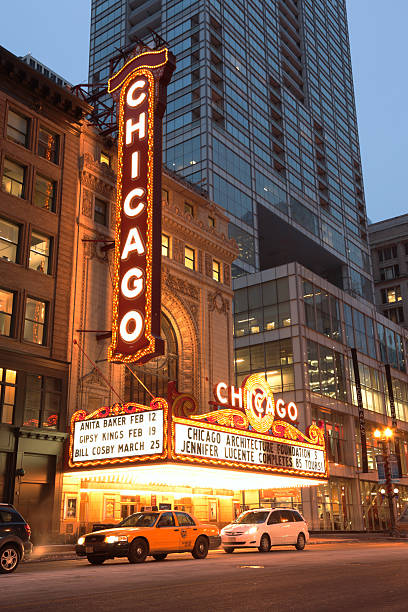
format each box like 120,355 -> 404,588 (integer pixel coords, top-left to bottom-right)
86,546 -> 93,553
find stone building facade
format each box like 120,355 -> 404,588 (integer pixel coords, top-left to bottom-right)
0,46 -> 90,542
61,126 -> 238,538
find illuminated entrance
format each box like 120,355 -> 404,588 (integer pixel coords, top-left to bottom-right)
61,375 -> 328,537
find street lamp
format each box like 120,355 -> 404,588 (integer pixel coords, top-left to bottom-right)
374,428 -> 398,534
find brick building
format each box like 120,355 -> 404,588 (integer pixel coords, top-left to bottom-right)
0,46 -> 90,542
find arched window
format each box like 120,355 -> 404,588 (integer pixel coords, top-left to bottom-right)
125,313 -> 178,405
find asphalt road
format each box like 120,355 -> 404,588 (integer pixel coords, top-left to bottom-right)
1,543 -> 408,612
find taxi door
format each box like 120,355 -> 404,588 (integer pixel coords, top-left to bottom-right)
175,511 -> 196,551
150,512 -> 180,552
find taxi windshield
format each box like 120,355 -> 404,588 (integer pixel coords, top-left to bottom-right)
118,512 -> 159,528
234,511 -> 269,524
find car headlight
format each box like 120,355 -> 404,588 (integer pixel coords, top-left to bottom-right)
105,535 -> 128,543
77,537 -> 85,545
248,527 -> 258,534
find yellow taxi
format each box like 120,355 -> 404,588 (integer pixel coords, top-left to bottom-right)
76,510 -> 220,565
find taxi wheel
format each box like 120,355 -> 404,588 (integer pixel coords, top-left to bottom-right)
223,547 -> 235,554
87,555 -> 105,565
192,536 -> 209,559
295,533 -> 306,551
258,534 -> 271,553
152,553 -> 167,561
128,538 -> 148,563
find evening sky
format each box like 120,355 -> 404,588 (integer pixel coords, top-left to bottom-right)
0,0 -> 405,223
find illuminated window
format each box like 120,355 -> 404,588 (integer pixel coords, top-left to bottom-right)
208,216 -> 215,228
24,297 -> 47,345
23,375 -> 62,429
94,198 -> 108,226
33,175 -> 56,211
381,286 -> 402,304
212,260 -> 220,282
2,159 -> 25,199
162,189 -> 169,202
0,368 -> 16,424
162,234 -> 170,257
184,246 -> 195,270
184,202 -> 194,216
29,232 -> 51,274
0,218 -> 19,263
7,110 -> 29,147
100,151 -> 110,166
38,128 -> 59,163
0,289 -> 14,337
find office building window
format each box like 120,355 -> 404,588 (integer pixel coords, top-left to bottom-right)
94,198 -> 107,225
384,307 -> 404,324
184,202 -> 194,216
312,407 -> 346,464
208,216 -> 215,228
38,128 -> 59,163
378,246 -> 397,262
234,278 -> 291,337
0,218 -> 19,263
100,151 -> 110,166
33,175 -> 56,211
380,265 -> 399,281
307,340 -> 347,401
162,189 -> 169,202
162,234 -> 170,257
0,369 -> 16,424
303,280 -> 342,342
7,110 -> 29,147
24,297 -> 47,345
235,338 -> 294,393
2,159 -> 25,198
0,289 -> 14,337
23,375 -> 62,429
212,260 -> 220,282
184,246 -> 195,270
381,286 -> 402,304
29,232 -> 51,274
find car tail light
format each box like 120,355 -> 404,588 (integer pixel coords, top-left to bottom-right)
25,524 -> 31,538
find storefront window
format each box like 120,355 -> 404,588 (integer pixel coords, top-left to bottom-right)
316,478 -> 354,531
126,314 -> 178,406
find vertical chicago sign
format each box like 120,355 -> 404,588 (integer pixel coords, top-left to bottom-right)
108,49 -> 175,363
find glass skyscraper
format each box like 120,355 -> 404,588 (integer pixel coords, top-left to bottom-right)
89,0 -> 372,301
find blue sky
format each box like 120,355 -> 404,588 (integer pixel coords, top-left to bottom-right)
1,1 -> 406,223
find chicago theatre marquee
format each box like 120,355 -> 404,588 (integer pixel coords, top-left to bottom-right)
61,48 -> 328,536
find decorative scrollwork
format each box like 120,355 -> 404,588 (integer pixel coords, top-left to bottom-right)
191,409 -> 249,430
271,420 -> 304,441
172,393 -> 199,417
306,423 -> 325,447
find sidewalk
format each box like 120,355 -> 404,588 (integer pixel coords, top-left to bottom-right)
25,534 -> 406,563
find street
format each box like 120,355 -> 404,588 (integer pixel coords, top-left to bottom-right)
1,542 -> 408,612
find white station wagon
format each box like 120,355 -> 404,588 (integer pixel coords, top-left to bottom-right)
221,508 -> 309,553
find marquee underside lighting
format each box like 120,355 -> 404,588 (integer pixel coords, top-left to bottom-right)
66,464 -> 326,491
